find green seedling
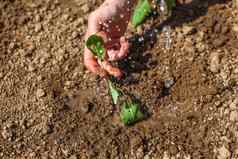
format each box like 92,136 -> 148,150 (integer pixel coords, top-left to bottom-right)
86,34 -> 121,105
86,35 -> 106,61
86,34 -> 145,125
120,100 -> 144,125
132,0 -> 152,27
108,80 -> 120,105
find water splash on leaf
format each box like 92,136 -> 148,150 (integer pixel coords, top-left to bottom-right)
86,35 -> 105,61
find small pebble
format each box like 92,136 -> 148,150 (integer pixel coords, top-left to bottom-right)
82,4 -> 90,13
210,52 -> 220,73
68,155 -> 77,159
36,88 -> 45,98
217,145 -> 231,159
35,23 -> 42,32
71,31 -> 78,39
230,111 -> 238,122
232,25 -> 238,33
164,79 -> 174,88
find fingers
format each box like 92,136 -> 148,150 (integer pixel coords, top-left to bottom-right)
118,37 -> 129,59
101,61 -> 123,77
107,37 -> 129,61
84,48 -> 107,77
84,12 -> 109,77
84,10 -> 126,78
85,12 -> 101,39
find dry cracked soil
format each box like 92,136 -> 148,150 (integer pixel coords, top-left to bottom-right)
0,0 -> 238,158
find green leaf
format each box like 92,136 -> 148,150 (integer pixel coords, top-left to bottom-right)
108,80 -> 120,105
120,100 -> 144,125
86,35 -> 106,60
132,0 -> 152,27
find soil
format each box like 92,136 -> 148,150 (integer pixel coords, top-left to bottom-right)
0,0 -> 238,158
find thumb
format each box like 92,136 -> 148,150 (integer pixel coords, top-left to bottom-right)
100,60 -> 123,78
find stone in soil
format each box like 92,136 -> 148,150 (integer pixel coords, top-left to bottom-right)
230,99 -> 238,110
210,52 -> 220,73
42,124 -> 53,135
36,88 -> 46,98
35,23 -> 42,32
68,155 -> 77,159
217,145 -> 231,159
164,78 -> 174,88
230,110 -> 238,122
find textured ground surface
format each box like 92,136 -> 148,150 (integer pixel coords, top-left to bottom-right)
0,0 -> 238,158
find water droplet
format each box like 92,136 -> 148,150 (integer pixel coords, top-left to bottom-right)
138,37 -> 144,42
120,14 -> 124,18
162,25 -> 172,49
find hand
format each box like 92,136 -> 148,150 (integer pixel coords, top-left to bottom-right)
84,0 -> 136,77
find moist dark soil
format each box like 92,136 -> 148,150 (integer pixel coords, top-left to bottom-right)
0,0 -> 237,158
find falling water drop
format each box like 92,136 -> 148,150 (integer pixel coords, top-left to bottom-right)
138,37 -> 144,42
120,14 -> 124,18
159,0 -> 172,50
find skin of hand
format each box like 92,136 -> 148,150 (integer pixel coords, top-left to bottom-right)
84,0 -> 137,77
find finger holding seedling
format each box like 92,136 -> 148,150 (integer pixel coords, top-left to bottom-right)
84,0 -> 135,77
85,32 -> 124,77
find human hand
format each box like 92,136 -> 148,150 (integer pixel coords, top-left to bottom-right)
84,0 -> 136,77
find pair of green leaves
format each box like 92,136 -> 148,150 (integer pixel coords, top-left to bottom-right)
120,101 -> 144,125
109,81 -> 144,125
108,79 -> 144,125
108,81 -> 144,125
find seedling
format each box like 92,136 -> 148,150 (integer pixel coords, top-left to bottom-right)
131,0 -> 176,27
120,100 -> 144,125
108,80 -> 120,105
132,0 -> 152,27
86,35 -> 106,61
86,34 -> 145,125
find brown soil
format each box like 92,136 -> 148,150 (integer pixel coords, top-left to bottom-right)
0,0 -> 238,158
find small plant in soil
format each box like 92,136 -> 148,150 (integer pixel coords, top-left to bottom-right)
131,0 -> 176,27
120,100 -> 144,125
132,0 -> 152,27
86,34 -> 145,125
